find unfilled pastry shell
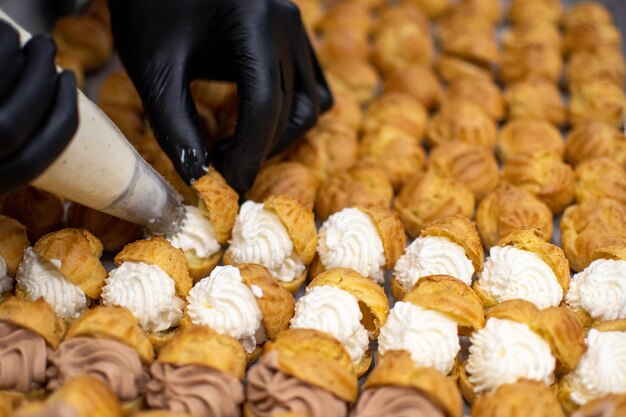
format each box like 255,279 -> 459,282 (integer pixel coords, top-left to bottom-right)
65,305 -> 153,364
114,237 -> 192,299
508,0 -> 563,25
372,19 -> 433,76
504,78 -> 565,127
325,59 -> 380,105
574,157 -> 626,206
383,64 -> 442,111
0,215 -> 29,276
365,350 -> 463,417
565,121 -> 626,168
499,44 -> 562,84
52,16 -> 113,72
247,162 -> 319,207
472,379 -> 566,417
133,412 -> 193,417
362,93 -> 428,139
265,328 -> 358,403
319,91 -> 362,131
0,296 -> 65,349
564,22 -> 622,56
1,186 -> 64,242
436,54 -> 494,84
498,118 -> 564,163
566,47 -> 625,89
34,228 -> 107,299
444,76 -> 505,121
563,2 -> 613,30
568,80 -> 626,128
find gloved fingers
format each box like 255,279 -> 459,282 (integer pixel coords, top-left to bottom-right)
0,35 -> 59,160
0,71 -> 78,194
0,20 -> 24,98
136,55 -> 209,184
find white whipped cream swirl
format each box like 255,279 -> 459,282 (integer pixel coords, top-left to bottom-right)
566,259 -> 626,322
186,265 -> 263,353
378,302 -> 460,374
290,285 -> 369,364
466,318 -> 555,393
318,208 -> 386,284
0,256 -> 13,297
478,246 -> 563,309
227,201 -> 305,283
567,329 -> 626,405
102,261 -> 184,332
393,236 -> 474,290
16,247 -> 88,321
166,205 -> 221,259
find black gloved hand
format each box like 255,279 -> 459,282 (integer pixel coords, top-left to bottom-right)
108,0 -> 332,194
0,20 -> 78,195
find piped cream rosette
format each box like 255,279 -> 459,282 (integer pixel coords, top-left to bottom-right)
473,229 -> 570,310
379,275 -> 485,378
181,264 -> 295,363
565,244 -> 626,329
289,268 -> 389,377
460,299 -> 587,404
15,228 -> 108,322
224,195 -> 317,294
352,350 -> 464,417
471,380 -> 567,417
558,320 -> 626,415
164,167 -> 239,283
391,215 -> 484,301
101,237 -> 192,348
0,216 -> 29,299
312,206 -> 406,284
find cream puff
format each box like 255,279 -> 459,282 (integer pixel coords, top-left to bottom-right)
247,162 -> 319,208
564,22 -> 622,56
436,54 -> 494,84
443,76 -> 505,121
0,216 -> 29,299
361,93 -> 428,139
318,92 -> 362,131
564,1 -> 614,30
568,80 -> 626,128
498,118 -> 565,163
567,47 -> 625,89
504,78 -> 566,127
574,157 -> 626,206
383,64 -> 442,111
502,21 -> 563,52
499,44 -> 563,84
508,0 -> 563,25
571,394 -> 626,417
565,121 -> 626,168
372,18 -> 433,76
324,59 -> 380,105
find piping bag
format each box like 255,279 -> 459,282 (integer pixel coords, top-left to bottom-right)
0,9 -> 185,234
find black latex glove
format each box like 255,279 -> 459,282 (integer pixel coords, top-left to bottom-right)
108,0 -> 332,194
0,20 -> 78,195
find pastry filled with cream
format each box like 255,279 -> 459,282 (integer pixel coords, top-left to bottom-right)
225,196 -> 317,294
391,215 -> 483,300
0,215 -> 29,299
183,264 -> 294,362
146,326 -> 245,417
315,207 -> 406,284
16,229 -> 107,321
245,328 -> 357,417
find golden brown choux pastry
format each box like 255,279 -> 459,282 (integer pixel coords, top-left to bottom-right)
362,93 -> 428,139
508,0 -> 563,25
394,170 -> 475,238
566,47 -> 625,89
52,16 -> 113,72
563,1 -> 614,31
247,161 -> 319,207
570,394 -> 626,417
499,44 -> 563,84
504,78 -> 566,127
502,21 -> 563,52
289,0 -> 323,33
497,118 -> 564,163
288,119 -> 358,182
502,151 -> 575,214
316,162 -> 394,221
403,0 -> 450,19
318,1 -> 372,36
565,120 -> 626,168
375,3 -> 429,34
318,91 -> 362,131
436,54 -> 494,83
443,76 -> 505,121
560,199 -> 626,272
0,186 -> 64,242
427,141 -> 499,201
438,31 -> 499,71
325,59 -> 381,105
383,64 -> 443,111
190,80 -> 238,114
568,80 -> 626,128
476,182 -> 553,249
359,125 -> 425,191
472,380 -> 566,417
574,157 -> 626,206
0,216 -> 29,280
426,99 -> 497,150
437,11 -> 495,54
452,0 -> 501,25
372,18 -> 433,76
564,22 -> 622,56
316,29 -> 370,65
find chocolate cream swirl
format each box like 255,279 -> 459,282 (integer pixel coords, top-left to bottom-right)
0,321 -> 50,392
246,352 -> 348,417
351,386 -> 446,417
147,362 -> 244,417
47,337 -> 149,402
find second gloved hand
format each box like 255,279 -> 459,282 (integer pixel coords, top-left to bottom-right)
108,0 -> 333,194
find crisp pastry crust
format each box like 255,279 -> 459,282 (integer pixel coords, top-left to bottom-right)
52,16 -> 113,72
357,206 -> 408,271
33,228 -> 107,300
502,21 -> 563,52
315,162 -> 393,221
325,59 -> 380,105
1,186 -> 64,242
564,22 -> 622,56
502,151 -> 575,214
0,296 -> 65,349
365,350 -> 463,417
288,119 -> 358,182
318,92 -> 362,131
443,76 -> 505,121
317,2 -> 371,36
394,170 -> 475,239
359,125 -> 426,191
498,118 -> 564,163
499,44 -> 563,84
568,80 -> 626,128
0,216 -> 29,276
565,121 -> 626,168
383,64 -> 442,111
567,48 -> 625,89
504,78 -> 565,127
439,31 -> 499,69
472,380 -> 566,417
316,30 -> 370,65
475,182 -> 553,249
426,100 -> 497,149
427,141 -> 499,201
560,199 -> 626,272
437,10 -> 495,54
571,394 -> 626,417
564,2 -> 613,30
375,4 -> 429,35
574,157 -> 626,206
449,0 -> 501,25
114,237 -> 192,299
403,0 -> 449,19
264,328 -> 358,403
508,0 -> 563,25
248,162 -> 319,207
362,93 -> 428,139
372,18 -> 433,76
436,54 -> 494,84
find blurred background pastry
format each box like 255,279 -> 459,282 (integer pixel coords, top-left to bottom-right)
571,394 -> 626,417
497,118 -> 564,163
443,76 -> 505,121
574,157 -> 626,206
566,47 -> 625,90
324,59 -> 381,105
436,54 -> 494,84
361,93 -> 428,140
568,80 -> 626,128
471,380 -> 566,417
0,216 -> 29,299
504,78 -> 566,127
565,121 -> 626,168
0,186 -> 64,242
318,92 -> 362,131
383,64 -> 442,111
508,0 -> 563,25
247,162 -> 319,208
